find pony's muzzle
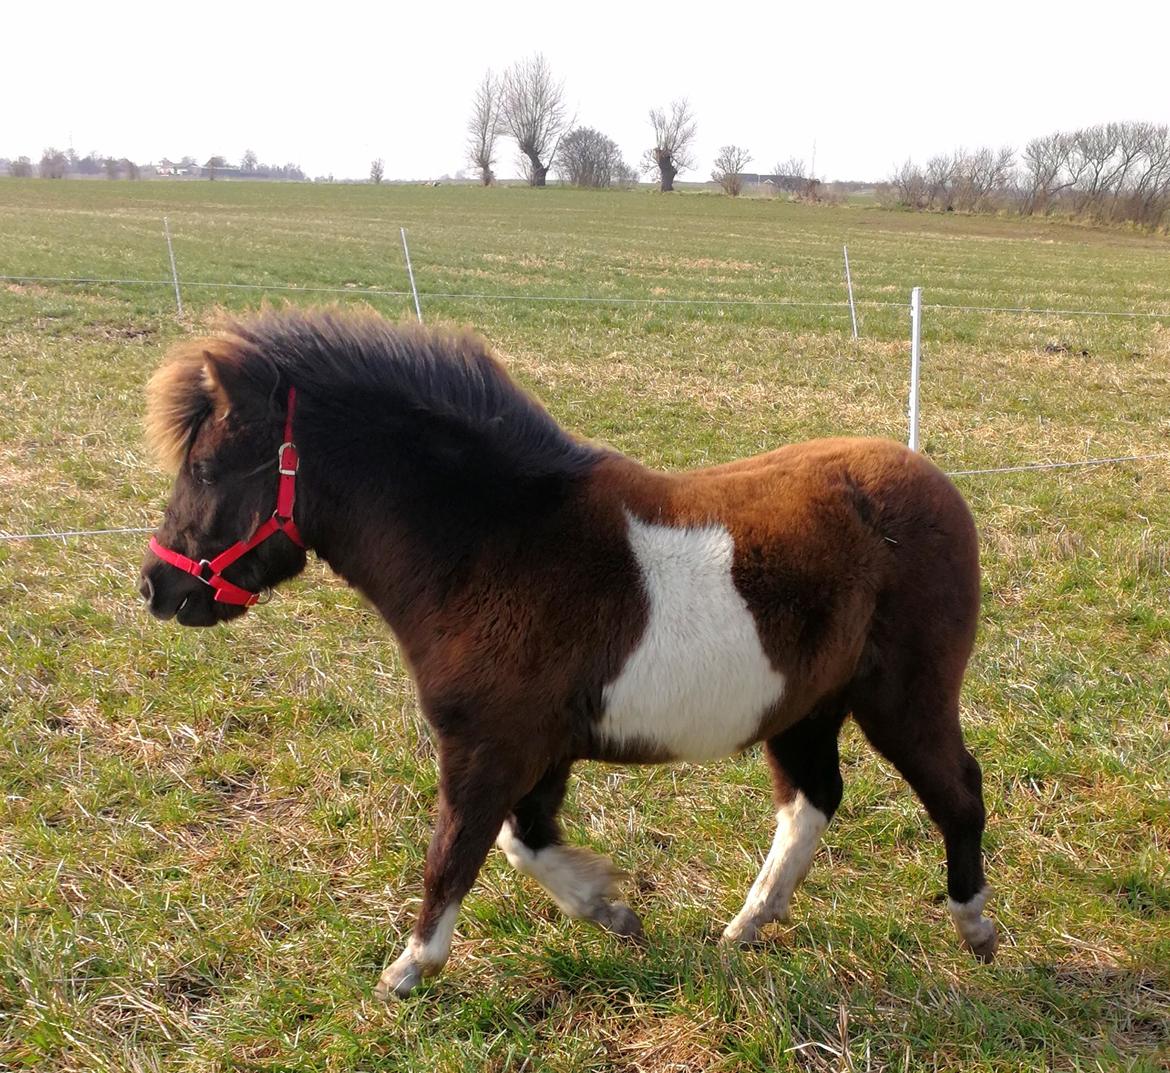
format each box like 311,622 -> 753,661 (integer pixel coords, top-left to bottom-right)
139,555 -> 225,626
139,561 -> 188,621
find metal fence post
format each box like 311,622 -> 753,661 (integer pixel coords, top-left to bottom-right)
908,286 -> 922,451
843,244 -> 858,339
400,227 -> 422,323
163,217 -> 183,317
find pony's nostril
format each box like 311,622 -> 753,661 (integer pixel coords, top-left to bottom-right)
139,575 -> 155,603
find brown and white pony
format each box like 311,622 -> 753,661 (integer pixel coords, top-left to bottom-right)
139,308 -> 997,999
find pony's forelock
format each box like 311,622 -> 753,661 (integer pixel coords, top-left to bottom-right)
145,338 -> 234,472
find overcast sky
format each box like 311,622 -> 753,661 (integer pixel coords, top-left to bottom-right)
8,1 -> 1168,182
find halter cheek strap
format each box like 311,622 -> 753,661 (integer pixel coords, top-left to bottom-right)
148,386 -> 305,608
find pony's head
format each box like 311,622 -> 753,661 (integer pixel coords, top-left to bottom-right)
139,332 -> 308,626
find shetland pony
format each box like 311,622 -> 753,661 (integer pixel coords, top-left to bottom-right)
139,308 -> 997,998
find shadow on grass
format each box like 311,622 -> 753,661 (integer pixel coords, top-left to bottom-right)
530,933 -> 1170,1069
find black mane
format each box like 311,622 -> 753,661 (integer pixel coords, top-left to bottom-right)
221,308 -> 600,485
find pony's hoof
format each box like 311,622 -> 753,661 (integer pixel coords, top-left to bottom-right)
965,923 -> 998,964
374,955 -> 424,1000
592,900 -> 644,940
719,918 -> 763,946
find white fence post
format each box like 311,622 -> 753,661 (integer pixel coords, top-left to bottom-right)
163,216 -> 183,317
908,286 -> 922,451
400,227 -> 422,323
843,244 -> 858,339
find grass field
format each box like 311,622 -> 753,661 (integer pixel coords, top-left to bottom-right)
1,179 -> 1168,1072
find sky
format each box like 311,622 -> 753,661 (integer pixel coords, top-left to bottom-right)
7,1 -> 1169,183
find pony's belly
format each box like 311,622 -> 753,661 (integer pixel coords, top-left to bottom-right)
599,514 -> 786,763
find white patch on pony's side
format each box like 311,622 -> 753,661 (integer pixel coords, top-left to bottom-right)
722,791 -> 828,943
600,513 -> 786,762
496,820 -> 620,918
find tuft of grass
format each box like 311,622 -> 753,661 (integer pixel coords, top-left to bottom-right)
1,180 -> 1168,1071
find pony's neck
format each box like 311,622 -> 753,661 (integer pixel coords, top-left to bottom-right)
293,416 -> 602,639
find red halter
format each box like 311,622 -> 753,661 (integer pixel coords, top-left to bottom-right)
148,387 -> 305,607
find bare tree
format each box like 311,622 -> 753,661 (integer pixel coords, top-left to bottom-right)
1126,124 -> 1170,227
891,159 -> 927,209
924,154 -> 955,209
123,158 -> 140,180
889,121 -> 1170,228
950,147 -> 1014,212
613,159 -> 639,188
892,148 -> 1013,213
1069,124 -> 1118,215
773,156 -> 821,197
9,156 -> 33,178
467,70 -> 503,186
39,148 -> 68,179
241,149 -> 259,175
556,127 -> 630,188
948,155 -> 976,210
370,158 -> 384,184
770,156 -> 807,193
1020,133 -> 1075,214
644,99 -> 697,192
204,155 -> 226,180
501,54 -> 567,187
712,145 -> 751,196
989,147 -> 1016,205
104,156 -> 121,180
1103,122 -> 1153,218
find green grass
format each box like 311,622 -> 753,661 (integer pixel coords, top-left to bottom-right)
1,179 -> 1168,1071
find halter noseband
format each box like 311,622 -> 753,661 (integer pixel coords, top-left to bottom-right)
148,386 -> 305,607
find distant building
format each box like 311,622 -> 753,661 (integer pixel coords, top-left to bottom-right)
733,172 -> 808,192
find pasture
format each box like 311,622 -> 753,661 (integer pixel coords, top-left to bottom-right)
1,179 -> 1168,1071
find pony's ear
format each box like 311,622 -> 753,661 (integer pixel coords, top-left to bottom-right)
200,352 -> 233,423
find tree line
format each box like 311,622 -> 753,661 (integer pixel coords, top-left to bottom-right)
889,122 -> 1170,228
462,55 -> 841,201
462,60 -> 1170,228
464,55 -> 719,193
4,148 -> 305,182
6,148 -> 142,180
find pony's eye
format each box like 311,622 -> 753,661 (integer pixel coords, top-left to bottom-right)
192,461 -> 215,486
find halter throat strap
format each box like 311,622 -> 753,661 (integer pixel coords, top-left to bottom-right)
149,386 -> 304,607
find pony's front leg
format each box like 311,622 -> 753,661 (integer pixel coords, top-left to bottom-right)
375,750 -> 525,1000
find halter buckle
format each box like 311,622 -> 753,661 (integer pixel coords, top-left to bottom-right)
278,442 -> 299,476
196,559 -> 215,584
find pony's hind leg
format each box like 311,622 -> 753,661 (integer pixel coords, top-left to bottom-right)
852,697 -> 997,962
722,706 -> 847,944
496,761 -> 642,938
